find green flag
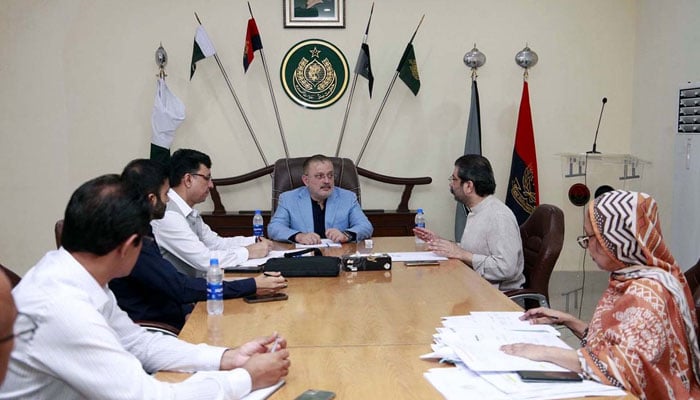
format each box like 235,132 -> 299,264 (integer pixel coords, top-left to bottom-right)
397,43 -> 420,95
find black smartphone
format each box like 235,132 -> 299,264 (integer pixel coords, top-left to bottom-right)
294,389 -> 336,400
244,293 -> 288,303
517,370 -> 582,382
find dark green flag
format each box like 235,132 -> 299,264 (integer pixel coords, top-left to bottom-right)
397,44 -> 420,95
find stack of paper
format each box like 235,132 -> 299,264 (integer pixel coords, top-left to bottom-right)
422,312 -> 626,399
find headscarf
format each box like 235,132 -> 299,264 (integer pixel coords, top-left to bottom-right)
588,190 -> 700,385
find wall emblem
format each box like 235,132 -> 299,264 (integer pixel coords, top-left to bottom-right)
280,39 -> 348,109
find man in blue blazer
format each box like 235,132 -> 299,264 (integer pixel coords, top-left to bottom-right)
268,155 -> 373,244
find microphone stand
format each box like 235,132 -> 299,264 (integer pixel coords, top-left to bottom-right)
587,97 -> 607,154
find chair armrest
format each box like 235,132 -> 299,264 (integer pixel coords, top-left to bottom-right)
135,320 -> 181,337
209,165 -> 275,214
504,289 -> 549,308
356,167 -> 432,212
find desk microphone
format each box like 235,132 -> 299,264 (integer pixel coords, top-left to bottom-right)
587,97 -> 608,154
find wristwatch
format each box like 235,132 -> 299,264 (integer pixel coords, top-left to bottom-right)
343,230 -> 356,241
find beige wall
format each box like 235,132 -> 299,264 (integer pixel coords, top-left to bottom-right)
0,0 -> 693,276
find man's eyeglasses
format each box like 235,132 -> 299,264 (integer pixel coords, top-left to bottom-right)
308,173 -> 334,181
190,173 -> 212,182
576,234 -> 596,249
0,312 -> 38,343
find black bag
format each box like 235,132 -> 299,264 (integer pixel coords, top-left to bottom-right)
341,254 -> 392,272
264,248 -> 341,277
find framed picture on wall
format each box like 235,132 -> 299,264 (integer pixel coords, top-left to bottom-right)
284,0 -> 345,28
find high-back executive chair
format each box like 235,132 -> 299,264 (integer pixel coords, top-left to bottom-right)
684,258 -> 700,325
505,204 -> 565,309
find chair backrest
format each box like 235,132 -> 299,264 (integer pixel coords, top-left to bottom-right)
271,157 -> 361,212
519,204 -> 565,305
683,258 -> 700,323
0,263 -> 21,288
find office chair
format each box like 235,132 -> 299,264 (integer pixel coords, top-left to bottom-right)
1,263 -> 21,288
271,157 -> 361,212
683,258 -> 700,323
505,204 -> 565,309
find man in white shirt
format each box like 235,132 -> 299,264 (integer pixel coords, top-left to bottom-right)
152,149 -> 272,277
0,174 -> 290,400
414,154 -> 525,291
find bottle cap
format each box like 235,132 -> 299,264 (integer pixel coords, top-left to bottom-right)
417,208 -> 423,213
210,258 -> 219,266
255,209 -> 261,214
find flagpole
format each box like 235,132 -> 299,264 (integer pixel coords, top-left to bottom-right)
356,15 -> 424,166
194,12 -> 269,166
248,3 -> 290,158
335,3 -> 374,157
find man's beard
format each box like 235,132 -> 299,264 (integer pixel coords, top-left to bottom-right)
152,198 -> 167,220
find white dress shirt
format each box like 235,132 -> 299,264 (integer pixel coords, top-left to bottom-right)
152,189 -> 253,277
0,248 -> 252,400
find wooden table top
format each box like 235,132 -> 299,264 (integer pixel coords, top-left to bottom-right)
158,237 -> 635,400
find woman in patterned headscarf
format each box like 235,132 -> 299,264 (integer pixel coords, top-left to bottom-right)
501,190 -> 700,399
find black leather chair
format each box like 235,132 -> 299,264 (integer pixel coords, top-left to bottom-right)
505,204 -> 565,309
1,263 -> 21,288
684,258 -> 700,323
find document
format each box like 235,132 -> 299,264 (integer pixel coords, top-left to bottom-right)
224,250 -> 298,271
386,251 -> 448,262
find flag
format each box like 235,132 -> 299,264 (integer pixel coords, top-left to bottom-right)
190,25 -> 216,80
505,81 -> 539,225
397,43 -> 420,95
454,79 -> 482,241
243,18 -> 263,73
150,78 -> 185,164
355,43 -> 374,97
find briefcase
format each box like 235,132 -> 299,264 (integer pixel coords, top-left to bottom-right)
264,248 -> 341,277
341,253 -> 392,272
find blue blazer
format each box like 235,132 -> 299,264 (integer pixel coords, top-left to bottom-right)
268,186 -> 373,242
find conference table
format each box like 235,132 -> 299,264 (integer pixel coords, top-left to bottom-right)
157,237 -> 634,400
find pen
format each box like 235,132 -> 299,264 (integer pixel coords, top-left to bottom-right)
270,336 -> 280,353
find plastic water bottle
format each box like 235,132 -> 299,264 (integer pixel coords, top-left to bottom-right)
207,258 -> 223,315
415,208 -> 426,244
253,210 -> 264,241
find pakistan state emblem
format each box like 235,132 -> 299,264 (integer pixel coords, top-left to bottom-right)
281,39 -> 349,109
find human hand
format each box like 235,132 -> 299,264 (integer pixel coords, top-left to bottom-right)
413,227 -> 438,242
500,343 -> 550,361
500,343 -> 581,372
427,238 -> 467,260
254,272 -> 287,295
520,307 -> 571,326
220,333 -> 288,369
325,228 -> 347,243
295,232 -> 321,245
243,350 -> 291,390
246,239 -> 272,259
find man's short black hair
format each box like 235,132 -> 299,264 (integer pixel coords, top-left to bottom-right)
302,154 -> 332,175
169,149 -> 212,187
61,174 -> 150,255
454,154 -> 496,197
121,159 -> 169,199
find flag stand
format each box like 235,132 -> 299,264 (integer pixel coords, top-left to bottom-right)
355,15 -> 424,166
335,3 -> 374,157
248,3 -> 289,159
194,13 -> 269,166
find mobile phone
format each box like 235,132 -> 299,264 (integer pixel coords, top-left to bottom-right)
404,261 -> 440,266
243,293 -> 288,303
517,370 -> 582,382
294,389 -> 336,400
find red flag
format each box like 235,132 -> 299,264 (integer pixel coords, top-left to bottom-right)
243,18 -> 263,72
505,81 -> 539,225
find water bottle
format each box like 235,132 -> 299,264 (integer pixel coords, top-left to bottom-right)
207,258 -> 223,315
415,208 -> 426,244
253,210 -> 264,241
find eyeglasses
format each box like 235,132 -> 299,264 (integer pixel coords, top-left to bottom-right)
0,312 -> 38,344
576,234 -> 596,249
308,172 -> 334,181
190,173 -> 212,182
